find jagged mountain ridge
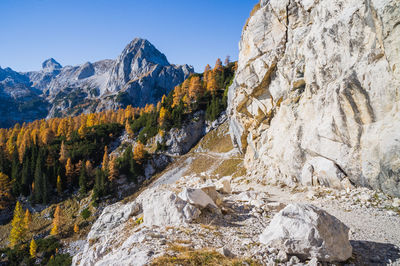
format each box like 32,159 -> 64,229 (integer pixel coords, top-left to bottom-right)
0,38 -> 193,127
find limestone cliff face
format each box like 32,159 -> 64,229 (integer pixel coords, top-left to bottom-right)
228,0 -> 400,196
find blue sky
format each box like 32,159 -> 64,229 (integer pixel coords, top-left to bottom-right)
0,0 -> 257,73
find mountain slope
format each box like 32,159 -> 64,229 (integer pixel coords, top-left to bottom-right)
0,38 -> 193,127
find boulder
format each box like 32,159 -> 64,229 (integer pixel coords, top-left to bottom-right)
215,176 -> 232,194
178,188 -> 218,209
199,185 -> 222,206
259,204 -> 352,262
142,187 -> 201,226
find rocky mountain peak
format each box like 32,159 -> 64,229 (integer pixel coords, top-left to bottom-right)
41,58 -> 62,71
121,38 -> 170,67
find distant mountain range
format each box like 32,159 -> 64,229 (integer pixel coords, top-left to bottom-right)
0,38 -> 193,128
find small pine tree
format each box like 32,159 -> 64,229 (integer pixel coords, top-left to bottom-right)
9,201 -> 26,247
59,141 -> 68,164
29,238 -> 37,258
73,223 -> 79,234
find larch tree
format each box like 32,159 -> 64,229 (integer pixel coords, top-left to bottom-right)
73,223 -> 79,234
29,239 -> 37,258
9,201 -> 26,247
50,205 -> 61,235
24,209 -> 32,230
224,55 -> 231,66
65,158 -> 74,187
213,58 -> 224,72
158,107 -> 169,127
188,76 -> 203,100
101,146 -> 109,172
108,156 -> 118,182
133,142 -> 145,163
0,172 -> 12,210
206,74 -> 218,94
59,141 -> 68,164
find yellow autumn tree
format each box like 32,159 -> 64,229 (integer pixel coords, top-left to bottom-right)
0,172 -> 12,210
133,142 -> 145,163
29,239 -> 37,258
65,158 -> 74,187
50,205 -> 62,235
213,58 -> 223,72
108,156 -> 118,182
102,146 -> 109,172
73,223 -> 79,234
158,107 -> 169,126
9,201 -> 26,247
125,120 -> 134,138
188,76 -> 203,100
59,141 -> 68,163
172,85 -> 184,108
206,74 -> 218,94
24,209 -> 32,230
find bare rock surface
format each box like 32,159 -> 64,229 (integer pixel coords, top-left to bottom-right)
228,0 -> 400,197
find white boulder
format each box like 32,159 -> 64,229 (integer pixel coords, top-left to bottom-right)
142,187 -> 201,226
259,204 -> 352,262
178,188 -> 218,209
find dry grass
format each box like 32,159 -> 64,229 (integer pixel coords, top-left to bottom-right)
151,246 -> 260,266
212,159 -> 246,178
184,155 -> 218,176
192,122 -> 233,154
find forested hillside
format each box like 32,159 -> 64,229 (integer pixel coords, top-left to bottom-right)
0,58 -> 236,264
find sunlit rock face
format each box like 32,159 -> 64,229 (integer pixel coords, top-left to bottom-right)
228,0 -> 400,196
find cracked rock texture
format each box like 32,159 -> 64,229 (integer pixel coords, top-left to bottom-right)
228,0 -> 400,196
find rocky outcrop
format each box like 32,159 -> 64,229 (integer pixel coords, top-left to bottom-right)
0,38 -> 193,127
228,0 -> 400,196
259,203 -> 352,262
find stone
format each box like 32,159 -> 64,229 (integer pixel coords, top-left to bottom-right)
228,0 -> 400,197
215,176 -> 232,194
392,198 -> 400,208
259,204 -> 352,262
217,247 -> 235,258
178,188 -> 218,209
142,187 -> 201,226
199,185 -> 222,206
277,250 -> 288,263
265,202 -> 286,212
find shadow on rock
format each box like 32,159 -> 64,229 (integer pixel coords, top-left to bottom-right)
351,240 -> 400,265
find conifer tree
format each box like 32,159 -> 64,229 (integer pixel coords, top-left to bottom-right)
0,172 -> 12,210
101,146 -> 109,172
24,209 -> 32,230
29,239 -> 37,258
133,142 -> 145,163
59,141 -> 68,164
56,175 -> 62,196
108,156 -> 118,182
65,158 -> 74,187
50,205 -> 61,235
74,223 -> 79,234
79,163 -> 87,194
9,201 -> 26,247
33,153 -> 43,203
